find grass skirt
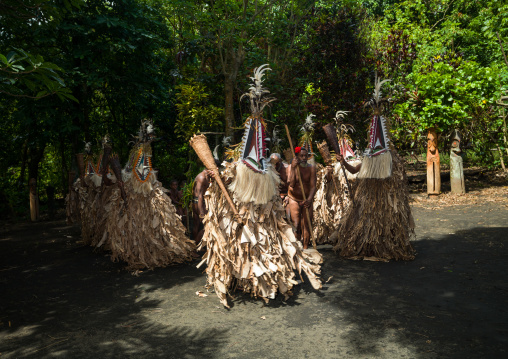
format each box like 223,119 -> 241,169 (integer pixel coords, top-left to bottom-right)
103,175 -> 196,270
199,163 -> 322,307
334,151 -> 415,261
313,164 -> 343,244
313,161 -> 361,244
65,179 -> 83,225
79,176 -> 112,248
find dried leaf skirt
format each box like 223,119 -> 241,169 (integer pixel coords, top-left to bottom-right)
313,162 -> 360,244
334,151 -> 415,261
65,179 -> 83,225
313,165 -> 344,244
200,179 -> 322,307
79,176 -> 111,248
104,178 -> 196,270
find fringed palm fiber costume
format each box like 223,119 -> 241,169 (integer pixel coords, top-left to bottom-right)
65,169 -> 81,225
104,121 -> 195,269
313,141 -> 361,245
334,77 -> 415,261
79,138 -> 118,248
194,65 -> 321,307
312,162 -> 341,244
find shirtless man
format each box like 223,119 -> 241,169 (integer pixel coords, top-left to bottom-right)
270,153 -> 289,199
192,168 -> 216,244
169,179 -> 185,220
287,147 -> 317,249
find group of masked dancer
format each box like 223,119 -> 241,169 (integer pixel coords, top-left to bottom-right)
66,65 -> 415,307
66,123 -> 196,270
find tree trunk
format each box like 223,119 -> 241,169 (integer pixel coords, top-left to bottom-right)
224,77 -> 236,138
497,145 -> 506,172
28,143 -> 46,183
18,139 -> 28,186
29,178 -> 39,222
503,111 -> 508,158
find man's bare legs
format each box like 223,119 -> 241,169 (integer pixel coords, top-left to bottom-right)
287,196 -> 312,249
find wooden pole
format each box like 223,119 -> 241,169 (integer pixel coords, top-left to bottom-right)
284,125 -> 316,249
189,134 -> 254,239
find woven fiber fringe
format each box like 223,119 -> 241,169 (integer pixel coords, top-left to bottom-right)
200,163 -> 322,307
65,179 -> 82,225
228,162 -> 280,205
358,151 -> 392,179
103,177 -> 195,270
334,150 -> 415,261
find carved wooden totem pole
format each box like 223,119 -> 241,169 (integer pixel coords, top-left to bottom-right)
426,128 -> 441,196
450,129 -> 465,194
29,178 -> 39,221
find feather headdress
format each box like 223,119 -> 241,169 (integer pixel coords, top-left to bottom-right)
334,110 -> 356,160
298,113 -> 316,154
240,64 -> 276,118
358,74 -> 392,179
228,65 -> 279,204
238,64 -> 275,174
271,126 -> 283,155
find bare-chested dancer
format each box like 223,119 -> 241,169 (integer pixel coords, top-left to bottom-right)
287,147 -> 317,249
191,169 -> 214,244
169,179 -> 185,221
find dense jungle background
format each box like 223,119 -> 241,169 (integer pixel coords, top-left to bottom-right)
1,0 -> 507,218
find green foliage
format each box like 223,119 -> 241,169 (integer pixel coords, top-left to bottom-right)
174,81 -> 223,140
394,58 -> 502,132
0,49 -> 77,101
1,0 -> 507,218
180,179 -> 195,210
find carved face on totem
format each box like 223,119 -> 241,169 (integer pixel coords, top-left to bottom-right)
427,129 -> 438,154
451,130 -> 461,154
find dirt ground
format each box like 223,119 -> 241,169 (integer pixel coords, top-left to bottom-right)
1,173 -> 507,358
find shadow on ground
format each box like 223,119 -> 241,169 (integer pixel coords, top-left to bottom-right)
0,221 -> 226,358
1,219 -> 507,358
316,226 -> 508,358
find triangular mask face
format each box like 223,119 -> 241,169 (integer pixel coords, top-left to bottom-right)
86,154 -> 102,176
96,155 -> 104,175
366,115 -> 390,156
240,118 -> 268,173
339,139 -> 356,160
133,148 -> 153,183
86,159 -> 96,175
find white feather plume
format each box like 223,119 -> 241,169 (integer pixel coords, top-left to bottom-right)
241,64 -> 276,117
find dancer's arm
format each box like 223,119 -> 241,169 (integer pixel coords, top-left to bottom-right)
337,154 -> 361,174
